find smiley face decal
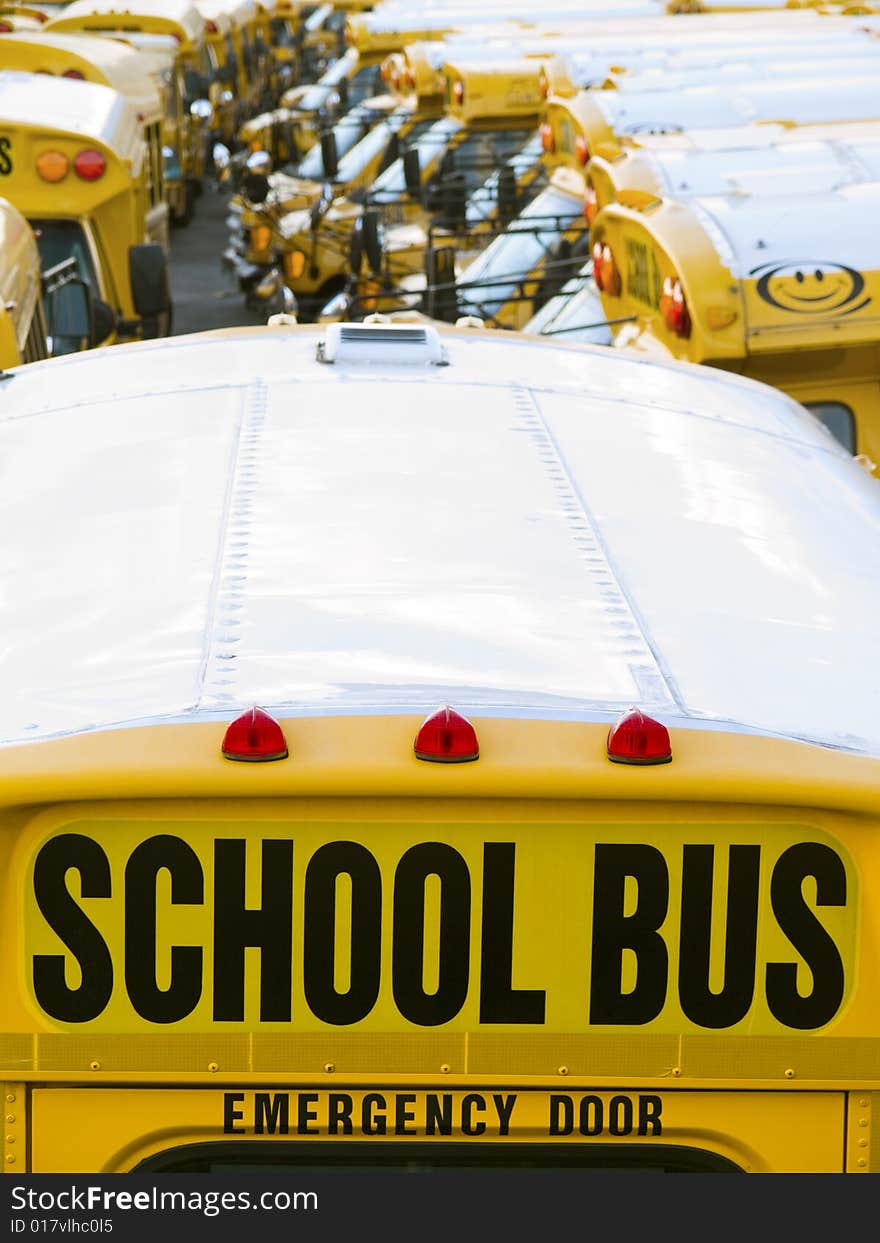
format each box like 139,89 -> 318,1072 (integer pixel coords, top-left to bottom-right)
749,260 -> 871,317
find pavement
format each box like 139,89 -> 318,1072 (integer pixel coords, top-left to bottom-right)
169,182 -> 268,336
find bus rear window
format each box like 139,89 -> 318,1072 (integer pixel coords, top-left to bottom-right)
137,1141 -> 742,1174
804,401 -> 856,454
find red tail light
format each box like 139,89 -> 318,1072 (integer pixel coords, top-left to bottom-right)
574,135 -> 590,167
414,707 -> 479,764
540,121 -> 555,154
606,709 -> 672,766
592,240 -> 620,296
63,69 -> 86,80
584,183 -> 598,224
661,275 -> 691,339
0,20 -> 13,31
205,19 -> 218,33
222,707 -> 289,762
74,149 -> 105,181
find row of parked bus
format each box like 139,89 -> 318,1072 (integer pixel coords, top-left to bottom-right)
0,0 -> 371,368
206,0 -> 880,474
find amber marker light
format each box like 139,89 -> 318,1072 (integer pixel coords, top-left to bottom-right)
606,708 -> 672,766
222,707 -> 289,761
414,706 -> 479,763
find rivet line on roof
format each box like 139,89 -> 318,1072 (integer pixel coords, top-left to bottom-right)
199,379 -> 270,709
511,384 -> 675,710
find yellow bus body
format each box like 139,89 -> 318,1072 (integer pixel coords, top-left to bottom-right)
0,194 -> 47,367
591,191 -> 880,464
0,29 -> 170,249
45,0 -> 211,205
3,322 -> 880,1174
0,70 -> 166,342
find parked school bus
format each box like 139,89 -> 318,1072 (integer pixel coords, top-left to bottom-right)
591,182 -> 880,463
0,28 -> 170,247
568,74 -> 880,160
1,321 -> 880,1172
266,57 -> 549,309
584,122 -> 880,220
46,0 -> 212,222
0,71 -> 173,344
0,195 -> 48,367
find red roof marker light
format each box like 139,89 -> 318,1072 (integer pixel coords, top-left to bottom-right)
606,708 -> 672,766
222,707 -> 289,762
414,706 -> 479,763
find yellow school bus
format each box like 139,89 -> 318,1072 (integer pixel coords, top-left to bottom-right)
46,0 -> 212,221
261,55 -> 547,308
0,70 -> 173,344
567,73 -> 880,162
0,28 -> 170,248
2,320 -> 880,1175
591,181 -> 880,463
0,195 -> 48,367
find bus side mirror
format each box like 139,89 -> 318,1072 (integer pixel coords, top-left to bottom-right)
362,208 -> 382,276
403,146 -> 421,198
129,243 -> 171,318
425,245 -> 458,323
184,70 -> 209,106
243,171 -> 271,204
320,129 -> 339,179
497,165 -> 517,225
91,297 -> 116,348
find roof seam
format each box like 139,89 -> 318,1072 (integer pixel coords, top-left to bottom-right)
517,383 -> 687,716
195,378 -> 268,711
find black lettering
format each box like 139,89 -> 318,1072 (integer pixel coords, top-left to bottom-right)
425,1094 -> 453,1136
493,1093 -> 516,1136
678,845 -> 760,1028
392,843 -> 470,1026
255,1092 -> 289,1135
297,1093 -> 319,1135
328,1094 -> 353,1135
549,1094 -> 573,1136
212,840 -> 293,1021
608,1095 -> 633,1136
766,843 -> 846,1030
303,842 -> 381,1025
638,1095 -> 662,1136
124,835 -> 203,1023
461,1093 -> 486,1136
479,844 -> 545,1024
579,1096 -> 603,1136
223,1092 -> 245,1134
362,1093 -> 386,1135
394,1094 -> 417,1135
589,844 -> 669,1025
0,137 -> 12,176
32,834 -> 113,1023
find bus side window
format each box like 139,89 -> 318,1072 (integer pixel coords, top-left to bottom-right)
805,401 -> 856,454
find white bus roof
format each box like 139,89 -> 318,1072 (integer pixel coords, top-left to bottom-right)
689,181 -> 880,281
633,134 -> 880,198
0,70 -> 141,159
611,54 -> 880,93
0,29 -> 163,121
2,325 -> 879,757
591,74 -> 880,136
48,0 -> 206,45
